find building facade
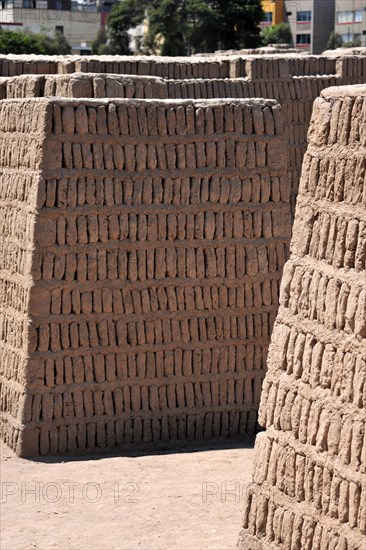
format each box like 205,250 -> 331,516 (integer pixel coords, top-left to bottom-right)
0,0 -> 101,53
334,0 -> 366,46
285,0 -> 335,53
260,0 -> 285,28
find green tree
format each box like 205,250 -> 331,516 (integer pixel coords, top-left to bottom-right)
106,0 -> 264,56
40,31 -> 72,55
343,38 -> 361,47
107,0 -> 146,55
326,31 -> 361,50
326,31 -> 343,50
261,23 -> 293,46
0,28 -> 71,55
91,26 -> 110,55
0,29 -> 42,54
146,0 -> 189,55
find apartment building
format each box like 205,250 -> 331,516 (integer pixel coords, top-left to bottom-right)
285,0 -> 335,53
334,0 -> 366,46
0,0 -> 101,53
260,0 -> 285,27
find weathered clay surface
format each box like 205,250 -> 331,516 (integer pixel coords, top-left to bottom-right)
237,84 -> 366,550
3,73 -> 167,100
1,52 -> 365,217
0,49 -> 364,79
0,52 -> 365,458
0,97 -> 289,456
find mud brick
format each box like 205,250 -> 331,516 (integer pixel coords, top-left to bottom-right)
61,105 -> 75,133
75,104 -> 88,135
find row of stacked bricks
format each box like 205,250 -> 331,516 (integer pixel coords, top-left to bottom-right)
0,54 -> 232,78
1,53 -> 365,219
237,85 -> 366,550
0,74 -> 168,101
0,96 -> 290,456
63,54 -> 366,217
0,52 -> 365,80
0,69 -> 344,222
0,66 -> 336,245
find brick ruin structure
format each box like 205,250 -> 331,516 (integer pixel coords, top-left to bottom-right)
0,50 -> 365,457
238,85 -> 366,550
0,96 -> 290,456
0,52 -> 365,216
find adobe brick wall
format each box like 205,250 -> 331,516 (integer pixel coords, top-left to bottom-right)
2,74 -> 167,100
166,72 -> 343,216
237,84 -> 366,550
0,52 -> 364,217
0,99 -> 51,452
0,51 -> 365,457
0,50 -> 364,79
0,97 -> 289,456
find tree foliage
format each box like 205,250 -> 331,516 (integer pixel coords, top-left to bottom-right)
107,0 -> 146,55
261,23 -> 293,46
107,0 -> 264,56
42,30 -> 72,55
326,31 -> 343,50
0,29 -> 71,55
326,31 -> 361,50
91,26 -> 110,55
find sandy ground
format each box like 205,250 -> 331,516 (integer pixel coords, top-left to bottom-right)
0,438 -> 254,550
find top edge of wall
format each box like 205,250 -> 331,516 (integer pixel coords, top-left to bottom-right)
321,83 -> 366,99
0,97 -> 280,107
0,50 -> 365,61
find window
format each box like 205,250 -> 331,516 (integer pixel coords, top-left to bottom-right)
341,33 -> 353,43
296,34 -> 311,45
354,10 -> 363,22
297,10 -> 311,22
55,25 -> 64,33
337,11 -> 354,23
262,11 -> 273,23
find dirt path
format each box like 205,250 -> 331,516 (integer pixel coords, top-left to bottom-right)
0,439 -> 254,550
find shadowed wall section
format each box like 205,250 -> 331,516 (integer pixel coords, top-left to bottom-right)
0,100 -> 51,452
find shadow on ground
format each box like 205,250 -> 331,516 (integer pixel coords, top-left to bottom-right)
25,435 -> 257,464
